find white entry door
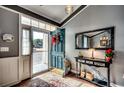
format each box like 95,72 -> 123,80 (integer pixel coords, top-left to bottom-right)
32,30 -> 49,74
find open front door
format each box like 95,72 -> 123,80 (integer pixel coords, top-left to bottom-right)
21,27 -> 49,79
50,28 -> 65,69
31,28 -> 49,75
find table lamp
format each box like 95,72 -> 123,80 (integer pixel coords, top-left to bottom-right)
89,48 -> 95,59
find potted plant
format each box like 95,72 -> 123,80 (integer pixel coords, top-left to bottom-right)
105,48 -> 113,63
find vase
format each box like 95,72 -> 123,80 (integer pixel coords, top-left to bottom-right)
105,57 -> 112,63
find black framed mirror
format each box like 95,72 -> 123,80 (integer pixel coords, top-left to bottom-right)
75,27 -> 114,50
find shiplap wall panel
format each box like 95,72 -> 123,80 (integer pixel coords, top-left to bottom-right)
0,57 -> 19,86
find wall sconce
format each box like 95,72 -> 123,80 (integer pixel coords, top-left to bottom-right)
89,48 -> 95,59
100,35 -> 108,46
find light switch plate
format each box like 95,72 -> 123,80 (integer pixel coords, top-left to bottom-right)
0,47 -> 9,52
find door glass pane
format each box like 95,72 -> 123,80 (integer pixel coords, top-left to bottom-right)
32,31 -> 48,74
22,29 -> 30,55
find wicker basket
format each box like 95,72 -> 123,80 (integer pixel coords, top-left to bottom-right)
80,71 -> 94,81
80,71 -> 85,78
86,72 -> 94,81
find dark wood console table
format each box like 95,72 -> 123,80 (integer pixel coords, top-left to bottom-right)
75,57 -> 112,87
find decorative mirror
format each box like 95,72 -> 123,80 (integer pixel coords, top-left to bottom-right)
75,27 -> 114,50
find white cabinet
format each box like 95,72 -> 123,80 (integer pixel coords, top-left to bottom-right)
0,57 -> 19,86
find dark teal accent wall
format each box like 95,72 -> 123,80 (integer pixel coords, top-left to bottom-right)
0,8 -> 19,58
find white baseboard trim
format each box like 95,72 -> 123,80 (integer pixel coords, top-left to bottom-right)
0,80 -> 20,87
110,83 -> 123,87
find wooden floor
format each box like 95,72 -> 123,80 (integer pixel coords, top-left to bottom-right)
13,72 -> 97,87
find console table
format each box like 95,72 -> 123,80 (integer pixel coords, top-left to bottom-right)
75,57 -> 112,87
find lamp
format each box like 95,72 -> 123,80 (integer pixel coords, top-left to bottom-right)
89,48 -> 95,59
65,5 -> 73,14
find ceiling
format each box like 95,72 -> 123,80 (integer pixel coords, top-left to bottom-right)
84,31 -> 104,37
19,5 -> 80,23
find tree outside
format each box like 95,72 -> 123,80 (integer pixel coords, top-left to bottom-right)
33,39 -> 43,48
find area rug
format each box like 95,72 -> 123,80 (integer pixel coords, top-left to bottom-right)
25,78 -> 53,87
35,71 -> 83,87
16,70 -> 96,87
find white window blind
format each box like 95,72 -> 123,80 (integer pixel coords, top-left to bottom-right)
22,29 -> 30,55
21,16 -> 31,25
50,26 -> 56,31
46,24 -> 51,31
39,22 -> 46,29
21,15 -> 57,32
31,19 -> 39,27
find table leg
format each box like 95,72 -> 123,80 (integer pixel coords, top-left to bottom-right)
76,62 -> 78,77
107,64 -> 110,87
79,62 -> 81,77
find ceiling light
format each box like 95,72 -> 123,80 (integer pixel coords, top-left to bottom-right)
65,5 -> 73,14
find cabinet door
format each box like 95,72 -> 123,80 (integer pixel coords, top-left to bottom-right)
0,57 -> 18,86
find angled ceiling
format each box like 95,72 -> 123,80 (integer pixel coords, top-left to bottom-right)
19,5 -> 80,23
84,31 -> 104,37
3,5 -> 87,27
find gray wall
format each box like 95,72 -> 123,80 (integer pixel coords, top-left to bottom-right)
64,5 -> 124,86
0,8 -> 19,58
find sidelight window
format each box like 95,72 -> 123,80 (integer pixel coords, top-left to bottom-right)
22,29 -> 30,55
